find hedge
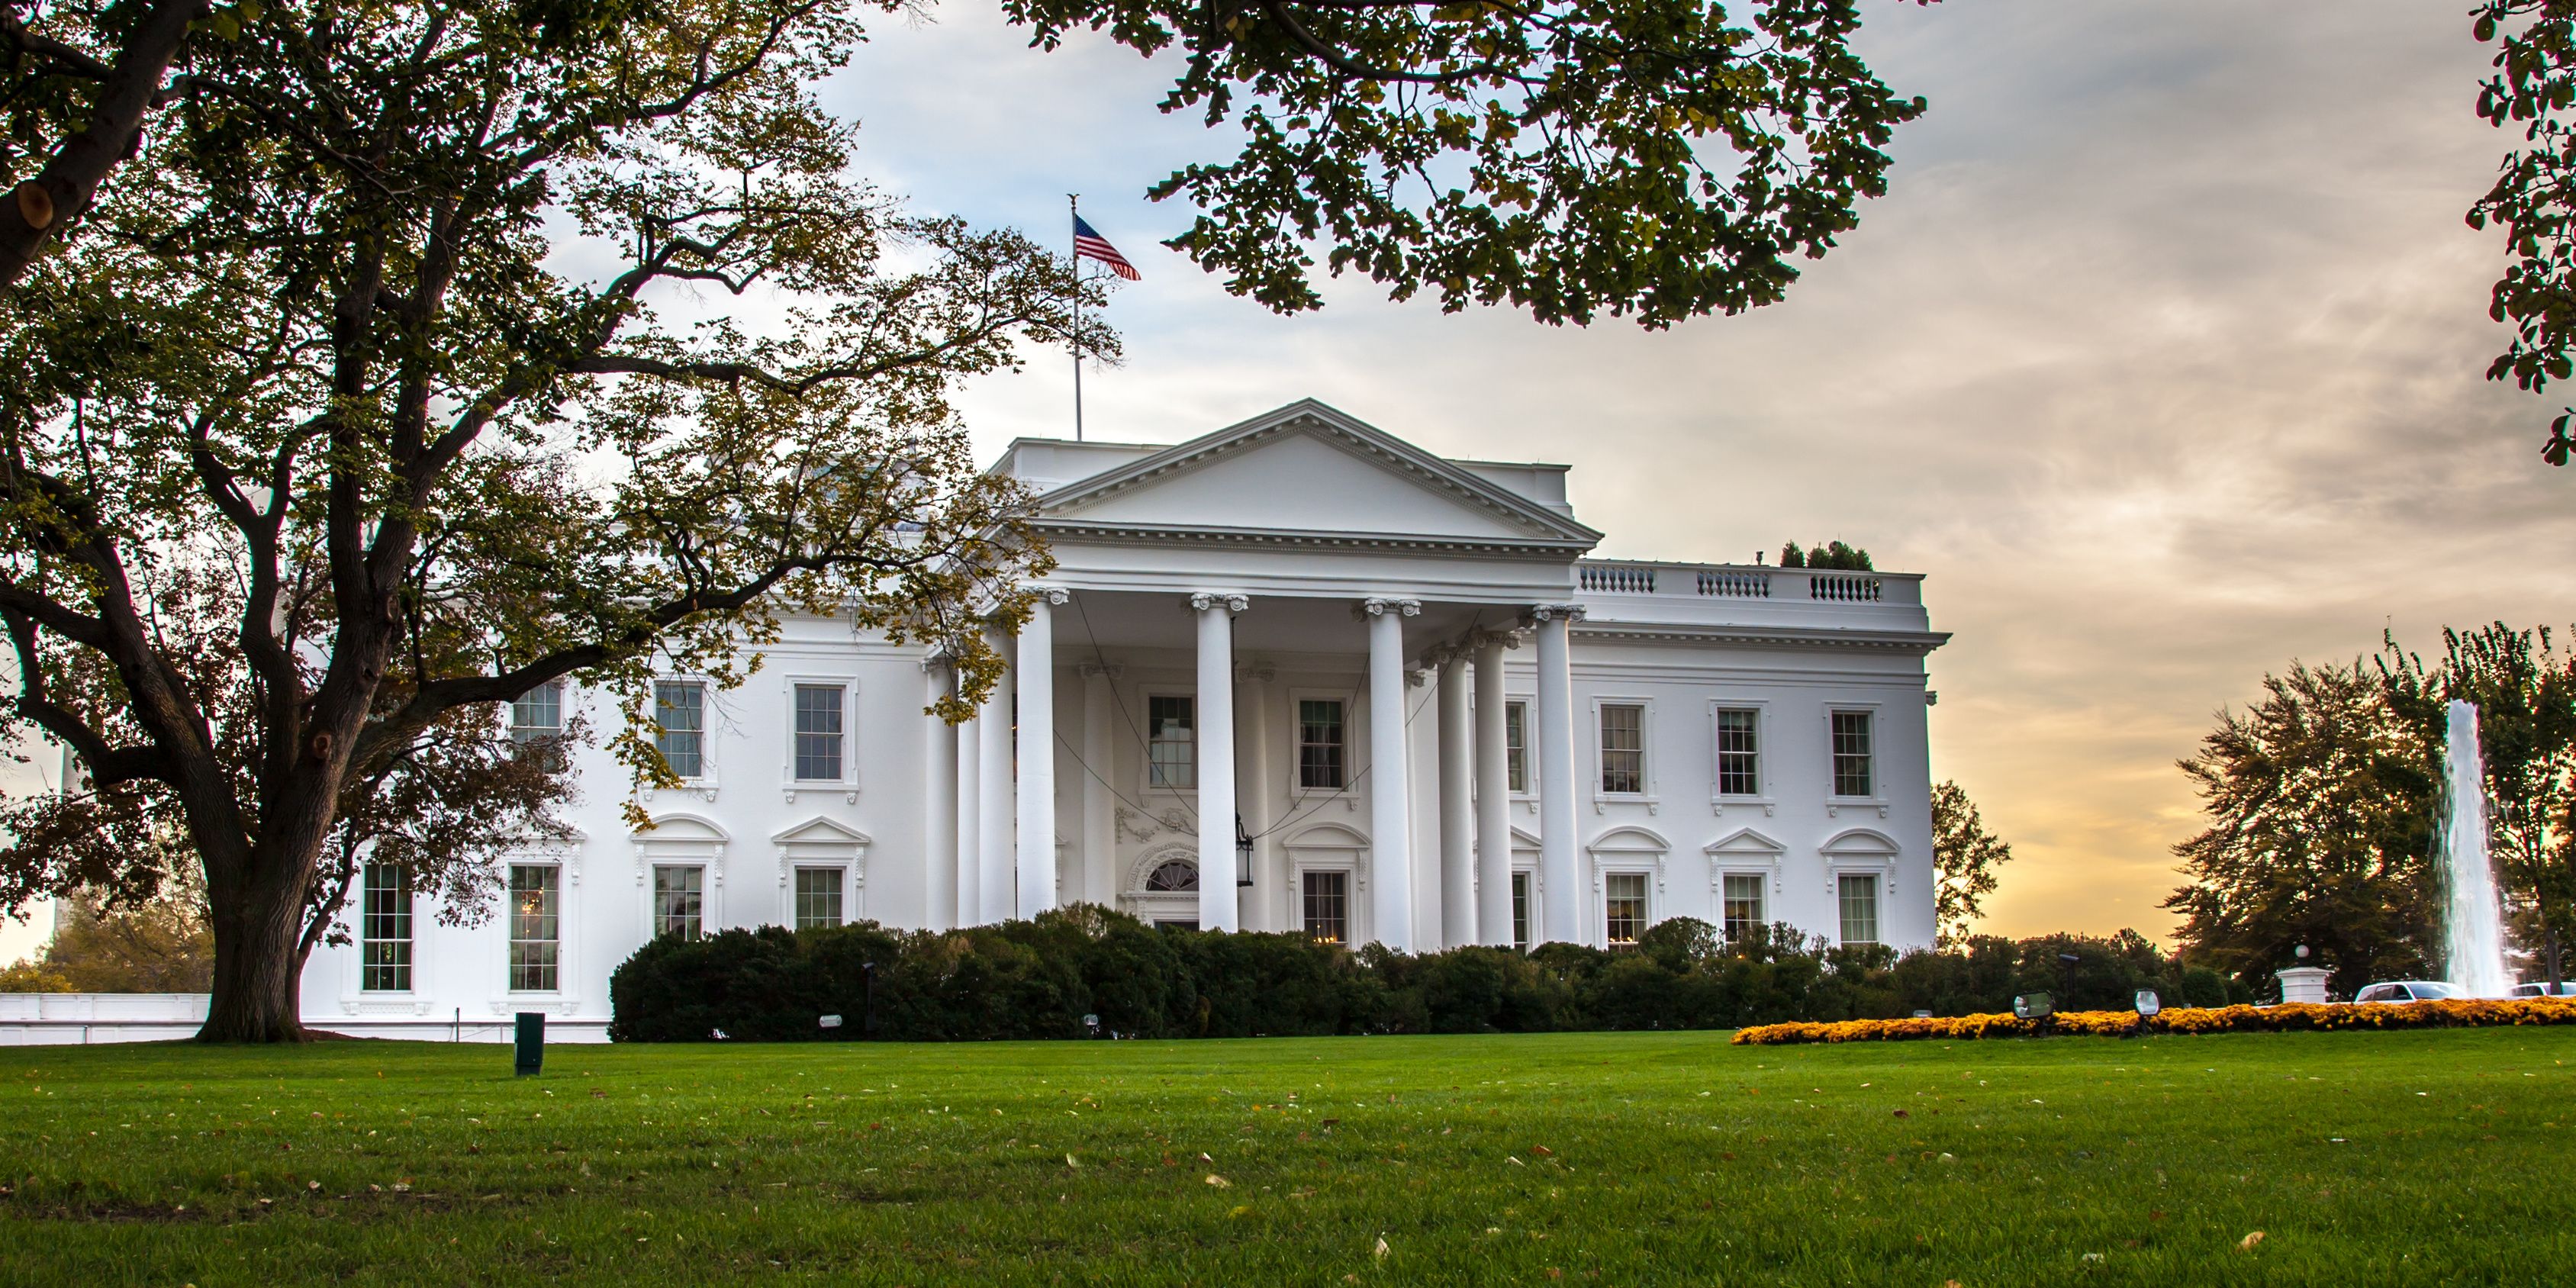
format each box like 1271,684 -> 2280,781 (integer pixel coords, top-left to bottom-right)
606,906 -> 2246,1042
1732,997 -> 2576,1045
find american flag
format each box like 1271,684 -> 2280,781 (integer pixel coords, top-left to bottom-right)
1073,215 -> 1141,281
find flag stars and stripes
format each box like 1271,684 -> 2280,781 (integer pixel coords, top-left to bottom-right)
1074,215 -> 1141,281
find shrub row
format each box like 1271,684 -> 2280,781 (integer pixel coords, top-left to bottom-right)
1731,997 -> 2576,1045
607,906 -> 2236,1042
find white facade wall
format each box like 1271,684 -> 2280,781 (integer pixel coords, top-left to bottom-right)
298,401 -> 1947,1034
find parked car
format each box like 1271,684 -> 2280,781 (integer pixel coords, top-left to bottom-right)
2510,981 -> 2576,998
2352,980 -> 2464,1004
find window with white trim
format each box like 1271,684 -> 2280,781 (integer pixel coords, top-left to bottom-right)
1831,710 -> 1873,797
1721,873 -> 1766,944
1301,870 -> 1349,945
1604,871 -> 1648,945
794,867 -> 845,929
511,681 -> 564,745
1505,701 -> 1529,794
1511,872 -> 1533,950
655,681 -> 706,779
1838,872 -> 1879,945
1297,699 -> 1346,790
508,865 -> 560,992
1599,703 -> 1645,794
792,684 -> 845,781
1715,708 -> 1760,797
1148,694 -> 1196,790
359,865 -> 412,992
653,864 -> 705,940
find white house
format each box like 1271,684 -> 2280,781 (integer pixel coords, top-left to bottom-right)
301,400 -> 1949,1039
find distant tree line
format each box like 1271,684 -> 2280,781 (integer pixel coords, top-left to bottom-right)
606,907 -> 2214,1042
2166,623 -> 2576,999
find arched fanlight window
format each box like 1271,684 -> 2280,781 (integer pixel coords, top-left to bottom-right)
1144,859 -> 1200,893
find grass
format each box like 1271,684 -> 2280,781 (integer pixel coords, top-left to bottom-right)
2,1028 -> 2574,1286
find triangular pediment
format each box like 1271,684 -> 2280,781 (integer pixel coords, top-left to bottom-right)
1038,401 -> 1599,547
771,816 -> 873,848
1705,827 -> 1786,857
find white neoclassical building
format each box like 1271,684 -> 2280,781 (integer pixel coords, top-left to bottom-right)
301,401 -> 1949,1038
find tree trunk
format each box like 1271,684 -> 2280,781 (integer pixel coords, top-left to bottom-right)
196,852 -> 317,1043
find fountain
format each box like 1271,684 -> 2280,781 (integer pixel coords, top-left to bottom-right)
2440,700 -> 2512,998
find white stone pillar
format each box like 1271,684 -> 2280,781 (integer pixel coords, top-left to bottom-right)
1533,604 -> 1583,947
1016,590 -> 1066,919
1436,649 -> 1473,948
1009,590 -> 1061,922
955,679 -> 980,927
1080,663 -> 1118,910
976,626 -> 1016,924
1364,597 -> 1420,951
1473,635 -> 1514,945
1193,593 -> 1246,930
923,656 -> 958,931
1237,664 -> 1274,932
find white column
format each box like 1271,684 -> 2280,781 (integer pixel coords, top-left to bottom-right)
1473,634 -> 1514,945
1080,663 -> 1118,910
1016,590 -> 1065,919
1534,604 -> 1583,948
1436,649 -> 1473,948
1193,593 -> 1246,930
1237,664 -> 1274,932
955,679 -> 981,927
976,626 -> 1016,924
1364,597 -> 1420,951
923,656 -> 958,931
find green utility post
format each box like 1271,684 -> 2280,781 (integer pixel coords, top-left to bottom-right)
514,1012 -> 544,1077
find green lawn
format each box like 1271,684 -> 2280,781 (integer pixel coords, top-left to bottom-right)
2,1028 -> 2571,1286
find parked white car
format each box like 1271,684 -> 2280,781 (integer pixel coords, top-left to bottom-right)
2352,980 -> 2464,1004
2510,982 -> 2576,999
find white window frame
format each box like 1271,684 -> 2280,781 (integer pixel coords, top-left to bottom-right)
1600,869 -> 1652,948
1288,687 -> 1352,794
510,679 -> 568,746
1820,826 -> 1899,948
1826,704 -> 1882,804
1707,698 -> 1773,810
791,865 -> 849,931
1718,871 -> 1769,945
358,865 -> 415,994
1139,686 -> 1199,797
1589,695 -> 1657,813
505,861 -> 565,995
1587,826 -> 1668,948
1505,697 -> 1535,801
651,862 -> 709,941
652,676 -> 718,787
1297,867 -> 1354,945
781,675 -> 857,790
1509,869 -> 1535,952
1835,871 -> 1885,948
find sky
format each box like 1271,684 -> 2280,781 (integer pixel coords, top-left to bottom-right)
813,0 -> 2576,941
2,0 -> 2562,965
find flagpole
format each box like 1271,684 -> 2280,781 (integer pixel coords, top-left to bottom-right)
1068,192 -> 1083,443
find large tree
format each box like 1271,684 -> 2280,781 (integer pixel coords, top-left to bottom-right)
0,0 -> 1928,1041
2164,662 -> 2441,998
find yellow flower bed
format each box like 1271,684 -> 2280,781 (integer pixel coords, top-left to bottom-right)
1730,997 -> 2576,1045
